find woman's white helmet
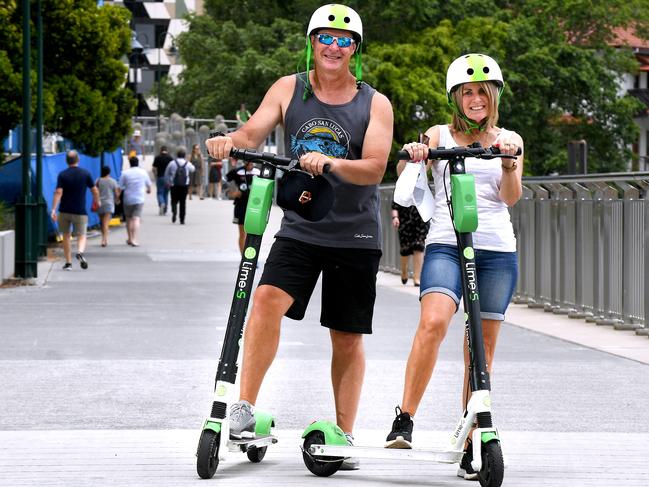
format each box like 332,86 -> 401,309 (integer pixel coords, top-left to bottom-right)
446,53 -> 504,99
307,4 -> 363,43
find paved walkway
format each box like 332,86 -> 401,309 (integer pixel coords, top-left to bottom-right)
1,179 -> 648,487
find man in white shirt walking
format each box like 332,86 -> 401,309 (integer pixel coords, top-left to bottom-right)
119,156 -> 152,246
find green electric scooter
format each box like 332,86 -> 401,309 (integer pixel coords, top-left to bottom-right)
196,147 -> 294,479
301,143 -> 518,487
196,144 -> 332,479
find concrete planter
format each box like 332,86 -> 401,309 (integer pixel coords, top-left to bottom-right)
0,230 -> 15,281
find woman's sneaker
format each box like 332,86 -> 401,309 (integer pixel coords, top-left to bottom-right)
385,406 -> 413,448
457,440 -> 479,480
229,400 -> 256,439
339,432 -> 360,470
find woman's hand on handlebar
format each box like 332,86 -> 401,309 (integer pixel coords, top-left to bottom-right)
493,133 -> 522,157
299,152 -> 334,176
402,142 -> 429,162
206,134 -> 234,160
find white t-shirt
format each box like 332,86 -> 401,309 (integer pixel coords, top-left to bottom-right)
425,125 -> 517,252
119,167 -> 151,206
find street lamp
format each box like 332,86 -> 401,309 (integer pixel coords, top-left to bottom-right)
129,32 -> 147,116
157,31 -> 177,133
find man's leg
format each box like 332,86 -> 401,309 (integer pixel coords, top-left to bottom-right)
330,330 -> 365,434
179,186 -> 188,223
170,187 -> 179,222
129,217 -> 141,245
238,285 -> 294,405
62,232 -> 72,264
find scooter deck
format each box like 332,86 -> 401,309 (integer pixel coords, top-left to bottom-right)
228,435 -> 278,452
309,444 -> 463,464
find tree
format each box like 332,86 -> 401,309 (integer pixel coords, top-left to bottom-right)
0,0 -> 136,157
170,0 -> 648,176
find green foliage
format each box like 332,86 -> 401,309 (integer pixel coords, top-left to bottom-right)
166,15 -> 304,119
0,0 -> 135,156
171,0 -> 648,176
0,200 -> 15,231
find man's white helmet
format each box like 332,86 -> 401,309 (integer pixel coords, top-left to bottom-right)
446,53 -> 504,97
307,4 -> 363,43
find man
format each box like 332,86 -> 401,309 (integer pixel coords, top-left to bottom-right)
50,150 -> 100,270
225,160 -> 261,254
164,147 -> 195,224
206,4 -> 393,470
119,156 -> 152,246
235,103 -> 251,127
152,145 -> 173,215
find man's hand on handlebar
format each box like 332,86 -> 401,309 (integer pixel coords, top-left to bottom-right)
402,142 -> 430,163
299,152 -> 334,176
206,133 -> 233,160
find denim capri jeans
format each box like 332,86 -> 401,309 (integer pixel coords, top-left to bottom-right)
420,243 -> 518,321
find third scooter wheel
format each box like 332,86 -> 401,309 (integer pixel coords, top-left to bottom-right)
246,445 -> 267,463
196,429 -> 220,479
302,431 -> 343,477
478,440 -> 504,487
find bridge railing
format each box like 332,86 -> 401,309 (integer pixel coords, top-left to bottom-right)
379,172 -> 649,334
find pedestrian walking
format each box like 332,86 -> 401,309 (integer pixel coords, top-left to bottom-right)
206,3 -> 393,470
119,156 -> 152,247
208,158 -> 224,199
391,202 -> 429,286
152,145 -> 173,215
225,160 -> 261,254
164,147 -> 195,224
50,150 -> 100,270
189,143 -> 205,200
96,165 -> 120,247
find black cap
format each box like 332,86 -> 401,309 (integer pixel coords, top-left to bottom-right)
276,170 -> 335,222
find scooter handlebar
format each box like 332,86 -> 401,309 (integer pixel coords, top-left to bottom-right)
396,144 -> 521,161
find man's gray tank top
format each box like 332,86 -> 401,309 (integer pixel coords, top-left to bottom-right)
275,73 -> 381,250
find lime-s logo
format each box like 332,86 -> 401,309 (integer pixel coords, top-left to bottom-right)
236,290 -> 246,299
464,247 -> 475,259
244,247 -> 256,259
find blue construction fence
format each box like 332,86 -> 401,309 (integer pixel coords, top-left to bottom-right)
0,149 -> 123,235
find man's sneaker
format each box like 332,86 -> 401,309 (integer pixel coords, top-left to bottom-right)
457,440 -> 479,480
229,400 -> 255,439
62,262 -> 72,271
339,432 -> 360,470
385,406 -> 413,448
76,252 -> 88,270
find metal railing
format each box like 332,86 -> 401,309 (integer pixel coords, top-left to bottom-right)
378,172 -> 649,333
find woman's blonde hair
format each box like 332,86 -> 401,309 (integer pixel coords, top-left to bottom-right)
450,81 -> 500,133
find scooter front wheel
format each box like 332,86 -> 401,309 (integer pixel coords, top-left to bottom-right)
246,445 -> 267,463
478,440 -> 504,487
196,429 -> 220,479
302,431 -> 343,477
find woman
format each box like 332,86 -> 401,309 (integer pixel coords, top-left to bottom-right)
384,53 -> 523,480
391,202 -> 429,286
189,143 -> 205,200
96,165 -> 120,247
208,157 -> 224,199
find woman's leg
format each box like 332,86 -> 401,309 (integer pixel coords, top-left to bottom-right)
401,293 -> 457,415
412,250 -> 424,286
462,319 -> 501,409
101,213 -> 110,245
238,224 -> 246,254
400,255 -> 409,283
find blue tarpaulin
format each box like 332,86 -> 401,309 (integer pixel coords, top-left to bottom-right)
0,149 -> 123,235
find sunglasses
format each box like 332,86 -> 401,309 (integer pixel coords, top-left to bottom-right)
317,33 -> 355,48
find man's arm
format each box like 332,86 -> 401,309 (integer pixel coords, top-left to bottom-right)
206,76 -> 294,158
299,92 -> 394,185
50,188 -> 62,222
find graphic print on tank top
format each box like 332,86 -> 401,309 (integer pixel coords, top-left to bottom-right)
290,118 -> 350,159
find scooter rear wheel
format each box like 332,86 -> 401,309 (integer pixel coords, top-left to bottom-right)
196,429 -> 220,479
302,431 -> 343,477
478,440 -> 504,487
246,445 -> 267,463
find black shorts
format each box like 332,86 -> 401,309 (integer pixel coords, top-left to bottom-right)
258,237 -> 382,334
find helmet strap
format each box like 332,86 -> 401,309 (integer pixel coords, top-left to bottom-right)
355,45 -> 362,89
302,37 -> 313,101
